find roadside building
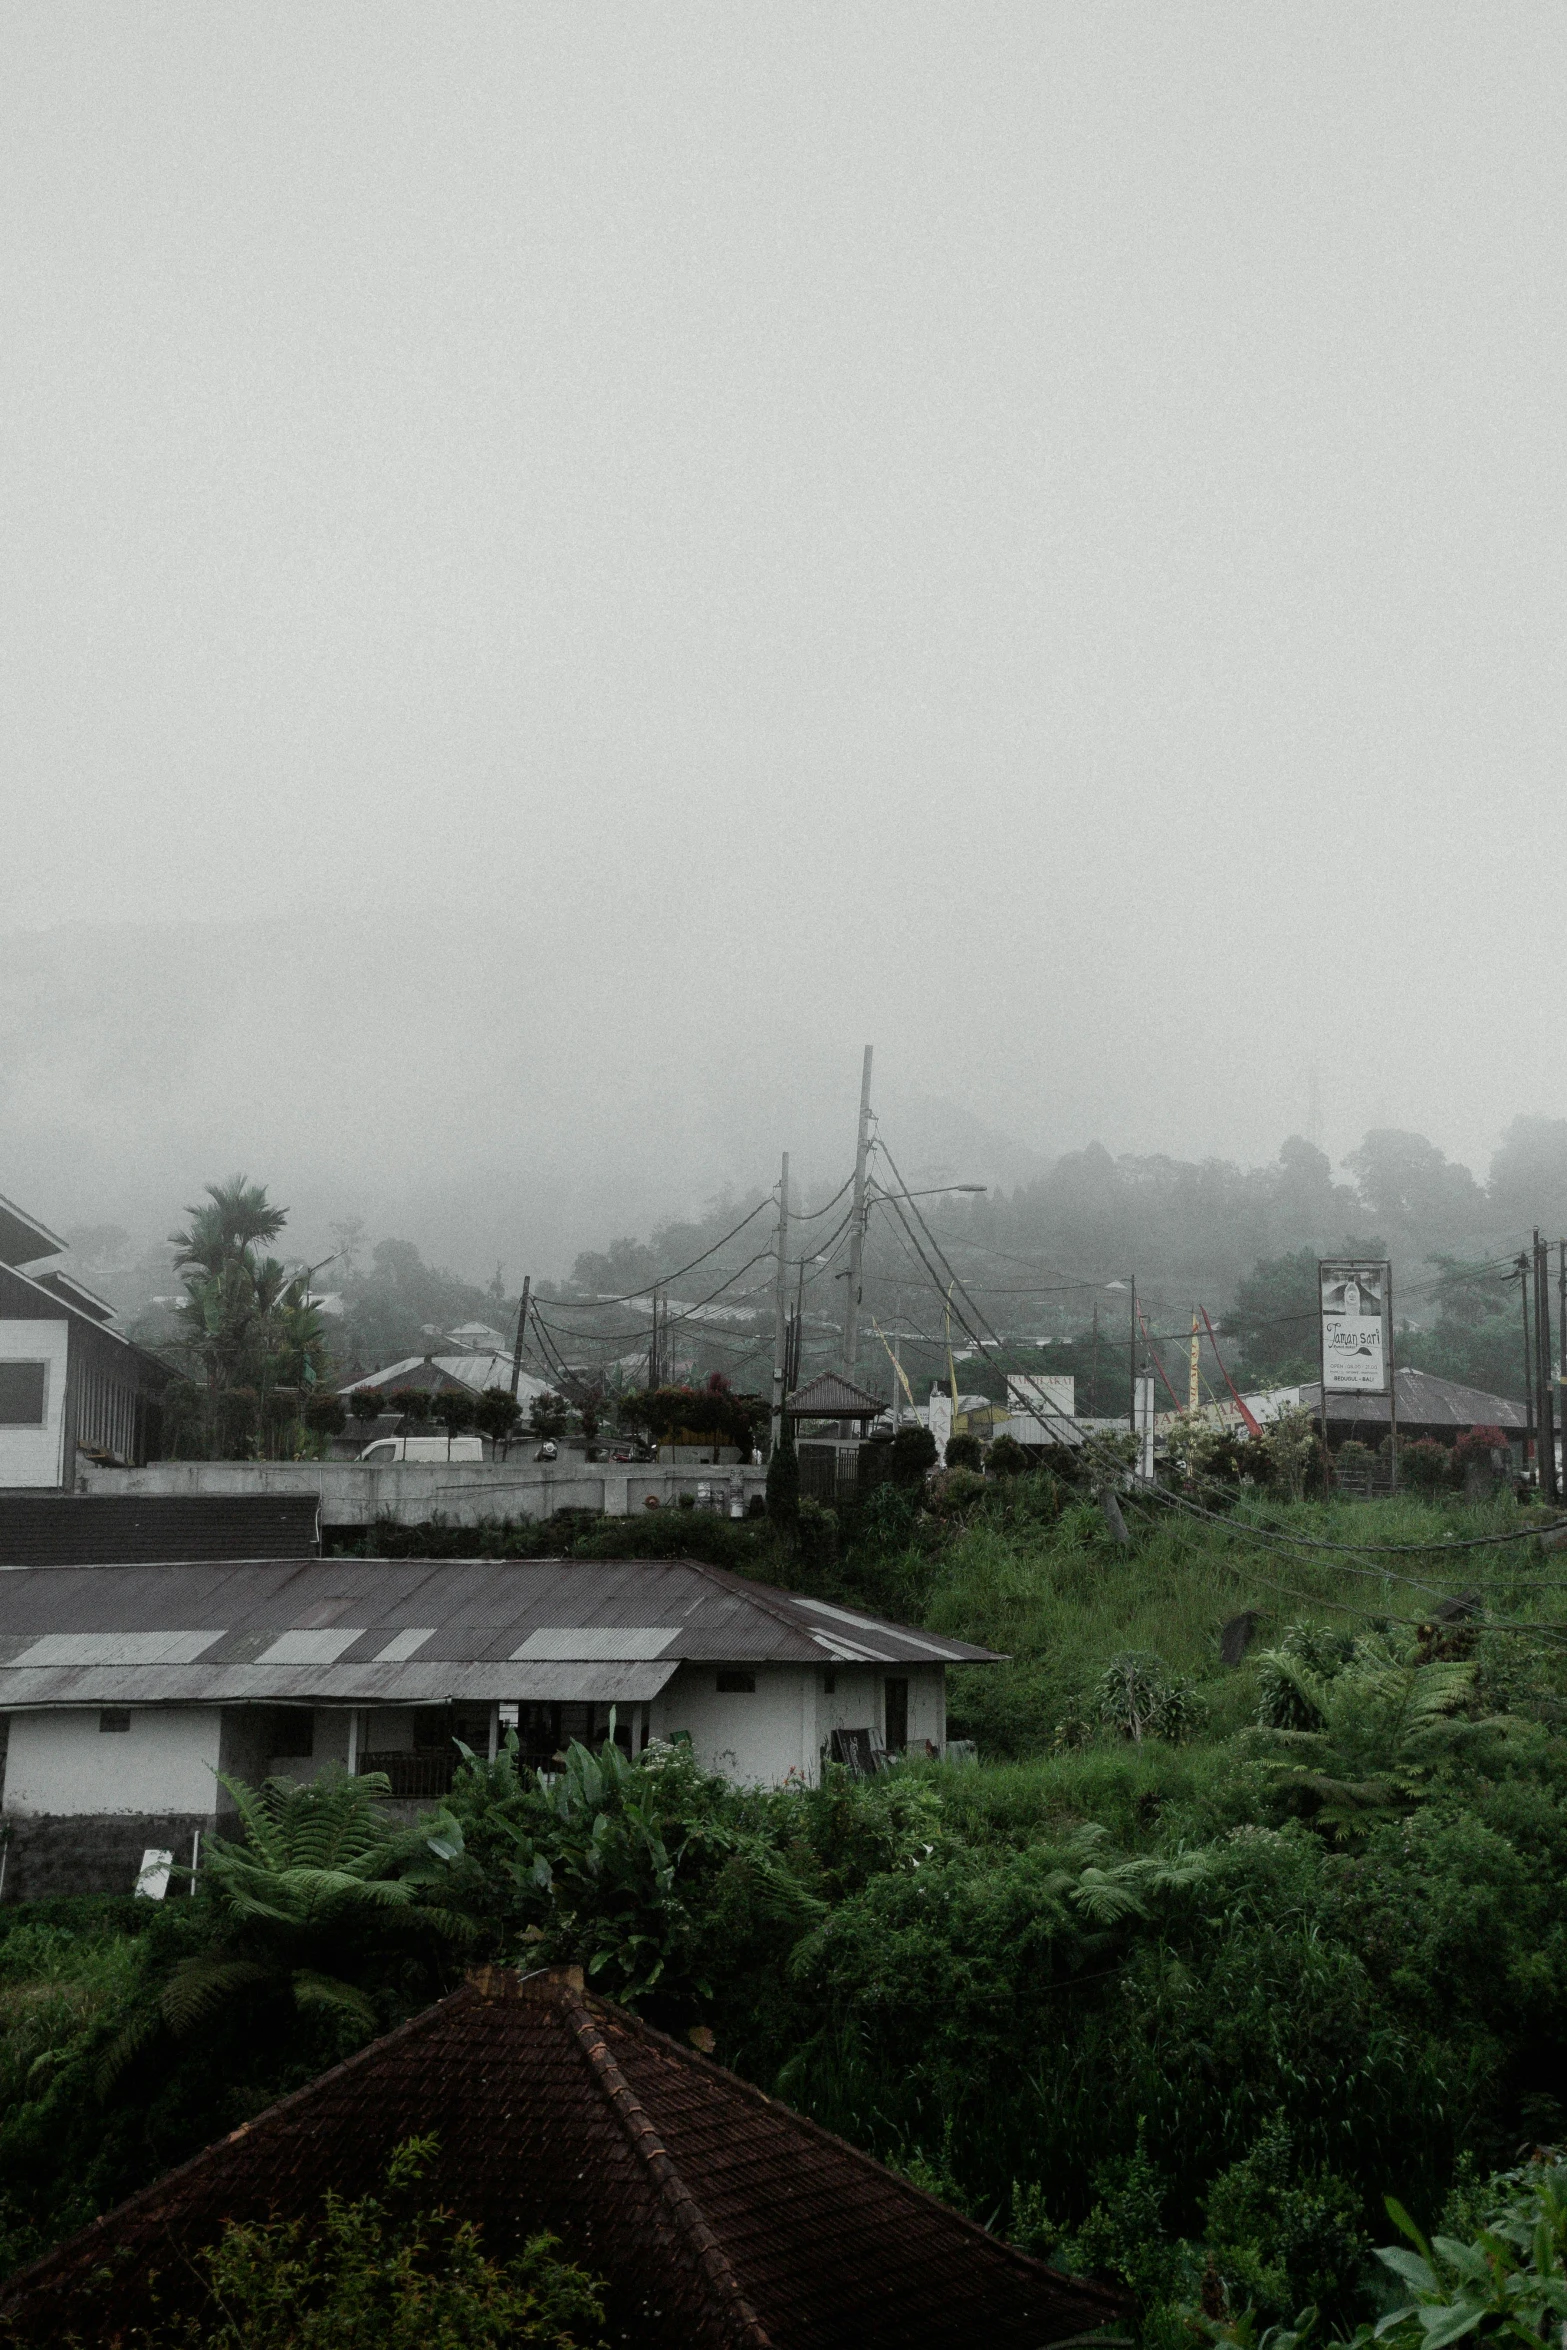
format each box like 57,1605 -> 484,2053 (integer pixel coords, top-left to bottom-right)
341,1351 -> 551,1413
1300,1368 -> 1528,1456
786,1370 -> 886,1501
0,1554 -> 998,1897
0,1190 -> 172,1489
0,1966 -> 1123,2349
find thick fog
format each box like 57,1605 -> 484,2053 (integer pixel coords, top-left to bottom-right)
3,8 -> 1564,1281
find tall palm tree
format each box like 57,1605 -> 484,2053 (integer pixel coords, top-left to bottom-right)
170,1175 -> 289,1277
168,1179 -> 328,1455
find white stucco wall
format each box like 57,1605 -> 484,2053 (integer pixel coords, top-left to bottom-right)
650,1665 -> 820,1787
650,1663 -> 947,1785
3,1707 -> 222,1816
0,1320 -> 68,1489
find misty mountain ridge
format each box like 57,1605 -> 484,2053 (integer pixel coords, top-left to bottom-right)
7,918 -> 1567,1330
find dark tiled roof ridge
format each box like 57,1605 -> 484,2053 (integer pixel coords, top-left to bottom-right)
547,1979 -> 771,2347
566,1978 -> 1128,2318
0,1980 -> 476,2318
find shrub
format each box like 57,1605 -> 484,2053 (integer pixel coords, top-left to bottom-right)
528,1392 -> 569,1441
1397,1438 -> 1454,1494
1254,1623 -> 1358,1729
765,1433 -> 800,1524
436,1387 -> 478,1436
1261,1402 -> 1320,1502
888,1424 -> 937,1485
945,1432 -> 984,1473
988,1434 -> 1031,1477
389,1387 -> 432,1425
303,1392 -> 347,1438
138,2136 -> 605,2348
474,1388 -> 521,1450
1095,1654 -> 1205,1744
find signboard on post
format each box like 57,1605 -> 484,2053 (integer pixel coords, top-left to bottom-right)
1318,1262 -> 1392,1393
1318,1258 -> 1397,1494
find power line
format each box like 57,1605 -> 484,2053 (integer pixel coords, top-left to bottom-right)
541,1197 -> 776,1310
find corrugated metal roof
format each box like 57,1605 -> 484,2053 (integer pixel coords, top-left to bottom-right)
30,1269 -> 116,1322
0,1259 -> 173,1384
341,1355 -> 550,1403
0,1190 -> 66,1270
1303,1368 -> 1528,1430
786,1372 -> 886,1420
0,1496 -> 321,1567
0,1555 -> 999,1707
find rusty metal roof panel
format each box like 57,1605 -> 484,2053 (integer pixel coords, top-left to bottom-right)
0,1660 -> 680,1707
0,1556 -> 1000,1706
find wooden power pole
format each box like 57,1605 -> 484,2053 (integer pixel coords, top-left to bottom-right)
769,1152 -> 790,1456
508,1275 -> 532,1400
841,1045 -> 874,1375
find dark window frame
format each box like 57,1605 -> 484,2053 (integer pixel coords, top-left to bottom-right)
0,1360 -> 49,1428
716,1670 -> 757,1694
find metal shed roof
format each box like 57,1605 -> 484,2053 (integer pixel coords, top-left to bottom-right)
0,1190 -> 66,1271
1303,1368 -> 1528,1431
0,1555 -> 1000,1708
786,1372 -> 886,1421
0,1495 -> 322,1568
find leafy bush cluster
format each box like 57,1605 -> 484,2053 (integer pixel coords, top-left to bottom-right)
128,2137 -> 605,2348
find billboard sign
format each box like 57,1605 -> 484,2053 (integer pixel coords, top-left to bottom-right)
1319,1261 -> 1391,1395
1005,1372 -> 1075,1420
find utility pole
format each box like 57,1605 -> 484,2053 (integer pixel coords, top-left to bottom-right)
1536,1232 -> 1558,1501
508,1275 -> 532,1400
1187,1311 -> 1200,1413
1127,1277 -> 1137,1433
841,1044 -> 874,1375
769,1153 -> 790,1456
1091,1301 -> 1100,1414
649,1290 -> 661,1394
1516,1255 -> 1535,1478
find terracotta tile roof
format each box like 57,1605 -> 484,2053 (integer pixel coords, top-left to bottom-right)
0,1968 -> 1125,2349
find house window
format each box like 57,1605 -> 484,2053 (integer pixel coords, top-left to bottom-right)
822,1671 -> 836,1693
716,1671 -> 756,1694
883,1677 -> 909,1755
99,1709 -> 131,1733
0,1362 -> 47,1426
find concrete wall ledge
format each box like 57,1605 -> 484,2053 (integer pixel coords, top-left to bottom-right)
76,1459 -> 770,1530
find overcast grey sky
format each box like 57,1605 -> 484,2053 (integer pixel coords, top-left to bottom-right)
3,6 -> 1563,1267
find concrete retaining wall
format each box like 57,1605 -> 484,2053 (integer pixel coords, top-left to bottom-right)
75,1459 -> 770,1531
1,1811 -> 210,1902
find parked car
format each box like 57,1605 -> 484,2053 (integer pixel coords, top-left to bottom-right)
357,1435 -> 485,1463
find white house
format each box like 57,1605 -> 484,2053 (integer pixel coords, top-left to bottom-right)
0,1190 -> 171,1490
0,1554 -> 1000,1899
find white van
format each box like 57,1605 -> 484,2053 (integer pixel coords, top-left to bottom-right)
357,1435 -> 485,1464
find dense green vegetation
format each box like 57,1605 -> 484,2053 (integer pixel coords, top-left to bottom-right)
128,2139 -> 606,2348
3,1469 -> 1566,2343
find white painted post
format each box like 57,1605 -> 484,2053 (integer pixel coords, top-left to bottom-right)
346,1708 -> 359,1776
